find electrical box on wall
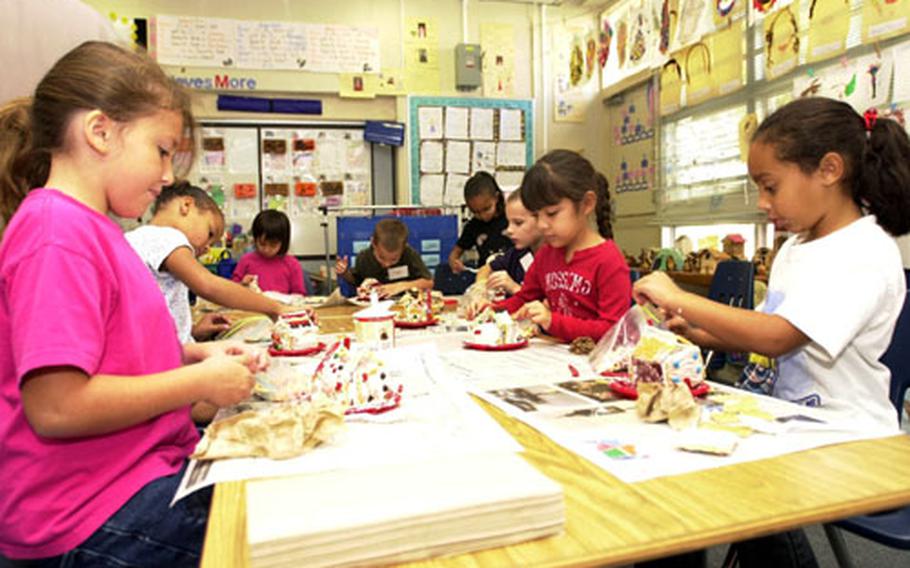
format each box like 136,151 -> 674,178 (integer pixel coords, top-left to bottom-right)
455,43 -> 482,90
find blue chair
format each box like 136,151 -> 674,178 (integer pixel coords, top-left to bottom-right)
706,260 -> 755,369
824,271 -> 910,567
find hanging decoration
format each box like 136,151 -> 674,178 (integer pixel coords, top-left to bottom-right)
599,20 -> 614,68
867,63 -> 881,99
659,0 -> 673,54
586,34 -> 598,79
716,0 -> 737,18
617,20 -> 629,68
753,0 -> 777,13
570,41 -> 585,86
764,6 -> 799,77
630,15 -> 648,64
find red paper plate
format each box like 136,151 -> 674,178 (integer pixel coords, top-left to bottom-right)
268,342 -> 326,357
394,318 -> 437,329
463,339 -> 529,351
609,378 -> 710,400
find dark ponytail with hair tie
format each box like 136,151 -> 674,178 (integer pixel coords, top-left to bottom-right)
858,116 -> 910,236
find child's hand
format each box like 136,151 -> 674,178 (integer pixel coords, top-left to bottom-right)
241,274 -> 257,286
515,300 -> 552,330
197,355 -> 256,408
665,314 -> 694,339
633,272 -> 682,310
192,313 -> 232,341
449,257 -> 465,273
465,298 -> 490,320
335,256 -> 349,275
486,271 -> 519,296
198,340 -> 270,373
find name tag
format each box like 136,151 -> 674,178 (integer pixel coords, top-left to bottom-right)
387,265 -> 409,281
520,252 -> 534,272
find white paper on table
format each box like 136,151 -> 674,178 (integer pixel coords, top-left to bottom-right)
445,140 -> 471,174
893,42 -> 910,103
472,141 -> 497,174
418,106 -> 444,139
469,108 -> 494,140
499,108 -> 523,141
172,345 -> 522,503
420,140 -> 444,173
444,106 -> 469,139
420,174 -> 445,205
495,170 -> 525,192
444,174 -> 469,206
496,141 -> 526,167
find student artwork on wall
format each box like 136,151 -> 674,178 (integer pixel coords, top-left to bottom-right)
713,0 -> 746,27
614,82 -> 656,145
405,17 -> 441,95
481,23 -> 517,98
684,41 -> 714,106
188,123 -> 372,255
862,0 -> 910,43
792,51 -> 895,112
554,16 -> 600,122
710,19 -> 745,96
409,96 -> 533,204
807,0 -> 850,62
600,0 -> 659,91
763,5 -> 800,79
659,56 -> 684,114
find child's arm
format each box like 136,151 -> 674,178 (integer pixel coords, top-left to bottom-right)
335,255 -> 357,285
495,257 -> 543,314
448,245 -> 466,272
20,356 -> 255,438
164,247 -> 284,318
634,271 -> 809,357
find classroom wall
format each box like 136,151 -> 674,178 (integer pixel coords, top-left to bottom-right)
80,0 -> 602,205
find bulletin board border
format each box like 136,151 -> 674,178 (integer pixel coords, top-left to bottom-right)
407,96 -> 534,204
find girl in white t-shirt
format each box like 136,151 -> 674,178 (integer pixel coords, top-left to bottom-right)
634,97 -> 910,568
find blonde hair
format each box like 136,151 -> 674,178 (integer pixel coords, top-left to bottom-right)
0,41 -> 195,231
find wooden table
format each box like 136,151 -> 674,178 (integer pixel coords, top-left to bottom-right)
202,305 -> 910,567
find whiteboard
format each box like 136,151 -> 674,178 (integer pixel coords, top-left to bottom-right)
154,15 -> 380,73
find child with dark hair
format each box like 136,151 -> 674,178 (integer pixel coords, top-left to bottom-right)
232,209 -> 307,295
494,150 -> 631,342
0,41 -> 261,565
127,182 -> 294,344
448,171 -> 512,273
635,97 -> 910,568
335,217 -> 432,298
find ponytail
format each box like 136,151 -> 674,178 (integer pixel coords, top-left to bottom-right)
0,98 -> 48,232
858,116 -> 910,236
594,172 -> 613,239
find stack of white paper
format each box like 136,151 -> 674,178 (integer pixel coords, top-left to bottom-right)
246,452 -> 564,567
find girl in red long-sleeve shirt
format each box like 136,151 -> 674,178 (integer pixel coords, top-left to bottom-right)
495,150 -> 631,342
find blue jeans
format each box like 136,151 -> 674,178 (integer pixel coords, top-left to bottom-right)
2,462 -> 212,568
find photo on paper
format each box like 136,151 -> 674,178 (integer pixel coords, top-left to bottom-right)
562,405 -> 625,417
558,379 -> 619,403
487,385 -> 591,413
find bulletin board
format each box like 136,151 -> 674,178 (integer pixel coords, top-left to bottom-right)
408,96 -> 533,205
335,214 -> 459,294
187,121 -> 374,256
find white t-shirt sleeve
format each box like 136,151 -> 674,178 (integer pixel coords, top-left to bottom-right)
125,226 -> 192,273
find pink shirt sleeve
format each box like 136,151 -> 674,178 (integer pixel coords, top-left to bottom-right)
9,246 -> 110,380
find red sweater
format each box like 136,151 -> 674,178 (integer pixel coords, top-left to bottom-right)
496,240 -> 630,342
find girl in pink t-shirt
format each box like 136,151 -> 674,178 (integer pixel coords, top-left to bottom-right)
0,42 -> 261,565
232,209 -> 309,295
492,150 -> 631,342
